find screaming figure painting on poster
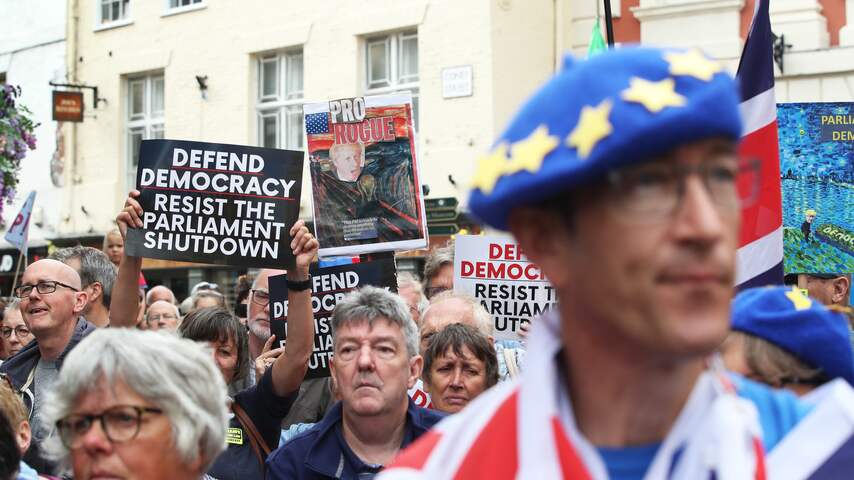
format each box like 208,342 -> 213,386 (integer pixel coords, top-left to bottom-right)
304,94 -> 428,256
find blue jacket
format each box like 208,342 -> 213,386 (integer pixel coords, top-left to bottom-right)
266,399 -> 444,479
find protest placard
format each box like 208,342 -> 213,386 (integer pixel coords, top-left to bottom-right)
126,139 -> 303,269
269,257 -> 398,378
304,94 -> 428,257
778,103 -> 854,274
454,235 -> 556,342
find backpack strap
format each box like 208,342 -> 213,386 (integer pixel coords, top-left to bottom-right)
231,401 -> 271,472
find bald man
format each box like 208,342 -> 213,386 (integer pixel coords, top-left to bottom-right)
0,259 -> 94,472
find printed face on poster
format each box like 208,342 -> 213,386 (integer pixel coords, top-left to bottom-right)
304,94 -> 428,257
453,235 -> 556,342
778,103 -> 854,274
125,139 -> 304,269
269,257 -> 398,378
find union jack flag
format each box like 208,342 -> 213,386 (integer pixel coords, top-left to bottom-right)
734,0 -> 784,288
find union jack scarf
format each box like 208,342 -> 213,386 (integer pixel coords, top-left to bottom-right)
381,310 -> 766,479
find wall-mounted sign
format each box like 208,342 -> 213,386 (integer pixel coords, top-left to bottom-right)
442,65 -> 473,99
52,91 -> 84,122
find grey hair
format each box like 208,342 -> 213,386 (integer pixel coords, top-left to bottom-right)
42,328 -> 228,471
397,272 -> 429,313
49,246 -> 117,308
423,242 -> 455,286
331,286 -> 419,357
146,286 -> 177,306
4,298 -> 21,314
423,291 -> 494,337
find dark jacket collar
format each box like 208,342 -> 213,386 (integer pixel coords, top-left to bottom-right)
303,398 -> 440,477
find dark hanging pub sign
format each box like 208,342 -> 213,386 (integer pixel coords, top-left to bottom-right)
52,91 -> 84,122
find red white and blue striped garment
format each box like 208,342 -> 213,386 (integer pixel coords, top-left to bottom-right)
380,311 -> 769,480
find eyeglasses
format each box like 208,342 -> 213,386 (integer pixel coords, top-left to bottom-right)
250,289 -> 270,306
56,405 -> 164,449
602,157 -> 761,221
146,313 -> 178,323
14,280 -> 80,299
425,286 -> 449,300
1,325 -> 31,338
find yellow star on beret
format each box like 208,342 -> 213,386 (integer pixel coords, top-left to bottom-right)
471,143 -> 510,194
567,99 -> 613,159
621,77 -> 686,113
665,49 -> 723,81
785,286 -> 812,311
508,125 -> 560,174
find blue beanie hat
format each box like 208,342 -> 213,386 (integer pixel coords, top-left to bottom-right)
731,286 -> 854,386
468,46 -> 742,230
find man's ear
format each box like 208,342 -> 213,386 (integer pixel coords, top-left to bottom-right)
73,289 -> 90,314
507,207 -> 573,288
408,355 -> 423,389
87,282 -> 103,304
832,276 -> 851,304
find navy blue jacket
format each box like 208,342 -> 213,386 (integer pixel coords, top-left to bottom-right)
266,399 -> 444,479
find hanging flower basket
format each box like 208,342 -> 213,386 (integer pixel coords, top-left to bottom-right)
0,84 -> 38,226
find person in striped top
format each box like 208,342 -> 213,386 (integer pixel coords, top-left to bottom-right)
381,46 -> 819,480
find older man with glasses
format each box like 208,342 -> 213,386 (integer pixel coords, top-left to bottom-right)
0,259 -> 93,475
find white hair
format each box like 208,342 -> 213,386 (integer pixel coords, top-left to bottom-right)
423,291 -> 494,337
42,328 -> 228,471
397,272 -> 429,314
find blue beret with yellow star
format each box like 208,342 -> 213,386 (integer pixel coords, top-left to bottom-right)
732,286 -> 854,386
468,46 -> 741,230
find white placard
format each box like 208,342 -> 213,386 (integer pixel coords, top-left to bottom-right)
453,235 -> 556,342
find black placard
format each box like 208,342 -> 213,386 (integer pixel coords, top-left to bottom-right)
126,139 -> 303,269
270,257 -> 398,378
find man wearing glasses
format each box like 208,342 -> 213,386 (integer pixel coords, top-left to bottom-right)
248,269 -> 334,428
383,47 -> 812,479
0,258 -> 92,473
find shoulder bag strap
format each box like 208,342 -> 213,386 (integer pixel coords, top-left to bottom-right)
231,401 -> 272,469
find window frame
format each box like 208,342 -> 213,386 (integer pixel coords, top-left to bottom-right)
162,0 -> 206,17
255,49 -> 305,150
126,73 -> 165,190
95,0 -> 132,30
364,30 -> 419,127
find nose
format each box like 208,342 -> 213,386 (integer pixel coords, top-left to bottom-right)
356,344 -> 374,371
672,174 -> 727,246
449,368 -> 464,389
79,420 -> 112,453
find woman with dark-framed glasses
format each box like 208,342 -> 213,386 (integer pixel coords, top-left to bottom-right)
41,328 -> 228,480
1,300 -> 34,362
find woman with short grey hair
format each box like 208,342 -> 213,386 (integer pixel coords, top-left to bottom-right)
42,328 -> 228,480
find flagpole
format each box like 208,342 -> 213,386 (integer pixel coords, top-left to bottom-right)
603,0 -> 615,46
9,249 -> 24,298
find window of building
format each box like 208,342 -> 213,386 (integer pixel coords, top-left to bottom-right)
127,74 -> 164,189
365,30 -> 419,126
256,50 -> 304,150
169,0 -> 202,7
0,73 -> 5,85
98,0 -> 130,25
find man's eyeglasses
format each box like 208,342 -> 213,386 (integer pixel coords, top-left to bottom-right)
146,314 -> 178,323
55,405 -> 164,449
0,325 -> 31,338
425,286 -> 449,300
251,289 -> 270,306
14,280 -> 80,299
602,157 -> 761,221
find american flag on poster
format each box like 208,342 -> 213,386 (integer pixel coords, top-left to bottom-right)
734,0 -> 784,288
305,112 -> 330,135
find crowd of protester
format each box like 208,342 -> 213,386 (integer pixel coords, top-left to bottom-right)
1,44 -> 854,480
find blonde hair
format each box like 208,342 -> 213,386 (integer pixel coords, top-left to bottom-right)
734,331 -> 825,387
0,381 -> 27,427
